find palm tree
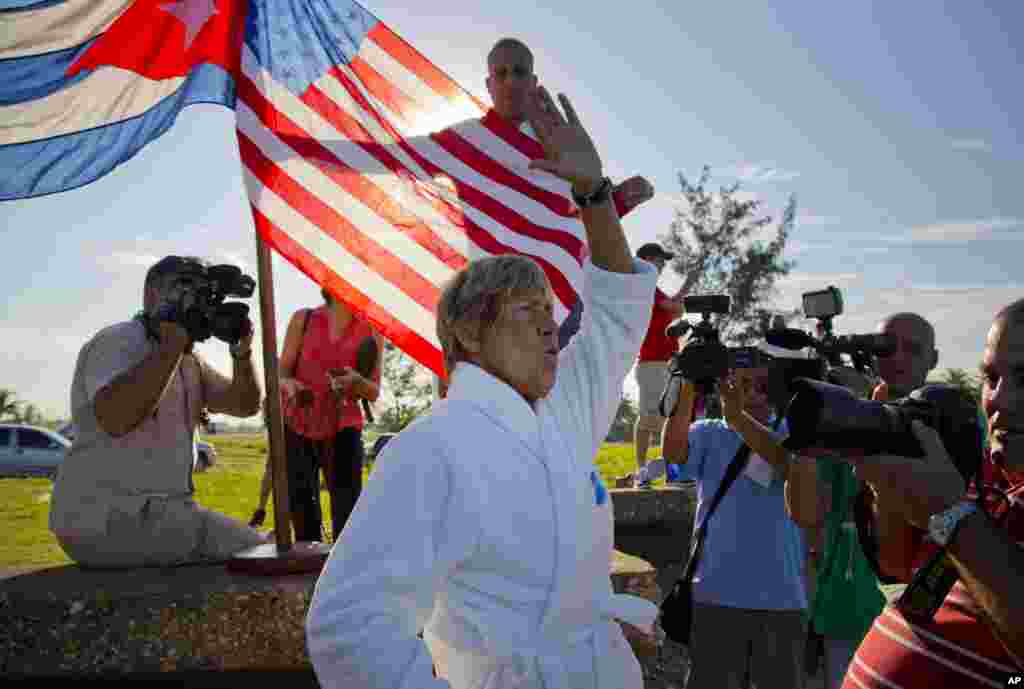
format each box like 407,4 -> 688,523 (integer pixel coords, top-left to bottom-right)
0,388 -> 21,422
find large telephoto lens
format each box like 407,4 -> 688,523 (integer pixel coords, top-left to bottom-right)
782,378 -> 922,457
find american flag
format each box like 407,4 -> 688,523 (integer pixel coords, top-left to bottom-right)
237,0 -> 592,375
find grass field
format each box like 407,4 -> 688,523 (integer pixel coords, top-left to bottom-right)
0,434 -> 652,570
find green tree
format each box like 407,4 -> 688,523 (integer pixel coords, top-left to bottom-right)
662,166 -> 800,344
20,403 -> 45,427
377,342 -> 434,433
934,368 -> 983,408
0,388 -> 21,422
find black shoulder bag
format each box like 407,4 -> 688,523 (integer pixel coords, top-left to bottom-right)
658,415 -> 784,646
658,440 -> 754,645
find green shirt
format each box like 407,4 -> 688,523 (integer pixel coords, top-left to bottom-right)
809,457 -> 886,641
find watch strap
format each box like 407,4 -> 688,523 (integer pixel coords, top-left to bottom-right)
572,177 -> 612,208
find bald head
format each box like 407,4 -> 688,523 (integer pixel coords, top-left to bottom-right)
487,38 -> 533,70
994,297 -> 1024,327
983,298 -> 1024,470
876,312 -> 939,397
486,37 -> 537,124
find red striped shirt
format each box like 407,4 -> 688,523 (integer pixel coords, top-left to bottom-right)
842,464 -> 1024,689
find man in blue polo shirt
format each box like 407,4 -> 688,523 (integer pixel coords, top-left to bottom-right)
661,358 -> 807,689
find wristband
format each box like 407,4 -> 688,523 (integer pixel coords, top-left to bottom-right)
571,177 -> 612,208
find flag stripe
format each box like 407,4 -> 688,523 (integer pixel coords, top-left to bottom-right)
429,126 -> 576,218
0,35 -> 95,106
240,162 -> 440,344
0,61 -> 233,200
239,46 -> 481,277
356,38 -> 449,115
321,62 -> 436,181
0,0 -> 131,60
447,116 -> 572,198
249,203 -> 443,373
348,55 -> 419,126
0,65 -> 185,145
365,23 -> 483,112
476,111 -> 547,162
236,74 -> 466,278
237,129 -> 443,315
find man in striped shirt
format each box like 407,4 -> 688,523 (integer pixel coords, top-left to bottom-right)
841,298 -> 1024,688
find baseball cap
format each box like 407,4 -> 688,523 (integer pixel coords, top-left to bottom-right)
636,242 -> 674,261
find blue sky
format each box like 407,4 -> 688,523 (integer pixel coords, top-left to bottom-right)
1,0 -> 1021,419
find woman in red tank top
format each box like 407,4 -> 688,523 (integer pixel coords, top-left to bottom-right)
277,288 -> 382,542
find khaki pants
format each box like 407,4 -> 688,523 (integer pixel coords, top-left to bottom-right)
688,602 -> 806,689
56,498 -> 267,569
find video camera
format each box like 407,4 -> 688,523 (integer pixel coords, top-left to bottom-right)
761,286 -> 897,409
659,294 -> 766,416
159,261 -> 256,345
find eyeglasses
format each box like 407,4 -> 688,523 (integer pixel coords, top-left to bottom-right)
878,336 -> 927,358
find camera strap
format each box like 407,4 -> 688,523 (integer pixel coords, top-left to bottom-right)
685,416 -> 784,579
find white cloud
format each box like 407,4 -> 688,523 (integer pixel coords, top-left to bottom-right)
763,283 -> 1024,373
718,162 -> 800,184
906,217 -> 1021,243
796,213 -> 841,227
95,251 -> 161,271
950,138 -> 992,153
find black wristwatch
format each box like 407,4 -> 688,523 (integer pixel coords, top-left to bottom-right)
572,177 -> 613,208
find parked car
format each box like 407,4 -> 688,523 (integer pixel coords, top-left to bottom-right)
57,422 -> 75,442
0,424 -> 70,479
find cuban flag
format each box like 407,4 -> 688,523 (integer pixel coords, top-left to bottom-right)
0,0 -> 246,200
2,0 -> 621,375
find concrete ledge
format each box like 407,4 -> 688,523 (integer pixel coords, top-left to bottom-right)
611,484 -> 697,528
610,485 -> 697,599
0,564 -> 315,676
2,551 -> 661,679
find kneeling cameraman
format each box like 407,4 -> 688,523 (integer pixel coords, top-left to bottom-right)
49,256 -> 269,568
661,340 -> 807,689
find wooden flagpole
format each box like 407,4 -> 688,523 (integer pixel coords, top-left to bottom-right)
227,233 -> 331,574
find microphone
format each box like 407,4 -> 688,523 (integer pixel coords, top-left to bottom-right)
765,327 -> 817,351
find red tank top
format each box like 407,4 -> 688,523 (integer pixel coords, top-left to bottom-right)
283,307 -> 378,439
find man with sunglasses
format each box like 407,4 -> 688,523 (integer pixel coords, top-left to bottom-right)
872,312 -> 939,400
661,353 -> 808,689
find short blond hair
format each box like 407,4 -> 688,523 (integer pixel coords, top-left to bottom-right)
436,255 -> 550,373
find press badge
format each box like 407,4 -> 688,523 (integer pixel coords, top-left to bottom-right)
590,471 -> 608,505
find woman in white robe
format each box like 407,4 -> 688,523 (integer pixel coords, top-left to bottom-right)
306,85 -> 659,689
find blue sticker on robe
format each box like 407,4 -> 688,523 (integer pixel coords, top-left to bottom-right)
590,471 -> 608,506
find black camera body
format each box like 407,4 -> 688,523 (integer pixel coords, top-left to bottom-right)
659,295 -> 767,415
670,294 -> 764,389
163,263 -> 256,345
782,378 -> 984,483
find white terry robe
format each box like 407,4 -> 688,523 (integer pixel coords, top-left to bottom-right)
306,259 -> 659,689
